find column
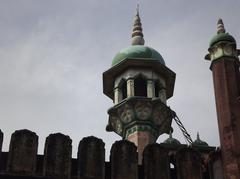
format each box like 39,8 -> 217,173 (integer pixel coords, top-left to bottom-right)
147,80 -> 155,98
127,78 -> 134,97
114,87 -> 122,104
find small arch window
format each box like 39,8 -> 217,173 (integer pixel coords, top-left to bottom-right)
134,75 -> 147,97
119,79 -> 127,100
155,81 -> 160,97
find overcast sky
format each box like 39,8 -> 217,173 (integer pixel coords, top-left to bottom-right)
0,0 -> 239,159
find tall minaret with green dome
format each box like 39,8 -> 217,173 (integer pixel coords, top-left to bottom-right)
205,19 -> 240,178
103,7 -> 176,163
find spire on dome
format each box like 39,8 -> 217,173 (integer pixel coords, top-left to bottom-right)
193,132 -> 209,147
217,18 -> 226,34
131,4 -> 145,45
163,131 -> 181,145
197,132 -> 200,140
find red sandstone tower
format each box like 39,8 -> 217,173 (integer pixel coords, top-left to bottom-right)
205,19 -> 240,178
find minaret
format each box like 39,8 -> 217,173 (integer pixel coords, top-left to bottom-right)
103,7 -> 176,163
205,19 -> 240,178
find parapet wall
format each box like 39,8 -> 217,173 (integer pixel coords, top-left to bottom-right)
0,129 -> 223,179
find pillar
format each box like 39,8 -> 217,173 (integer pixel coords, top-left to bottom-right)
147,80 -> 155,98
127,78 -> 134,97
114,87 -> 122,104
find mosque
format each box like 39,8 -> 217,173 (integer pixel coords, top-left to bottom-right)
0,7 -> 239,179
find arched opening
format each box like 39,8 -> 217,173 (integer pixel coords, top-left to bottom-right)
119,79 -> 127,100
134,75 -> 147,97
155,81 -> 160,97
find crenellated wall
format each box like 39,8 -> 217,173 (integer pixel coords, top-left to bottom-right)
0,129 -> 223,179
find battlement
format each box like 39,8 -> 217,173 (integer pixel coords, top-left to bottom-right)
0,129 -> 223,179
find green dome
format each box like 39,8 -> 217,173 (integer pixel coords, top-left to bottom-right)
210,33 -> 236,47
112,45 -> 165,66
192,133 -> 208,147
163,133 -> 181,145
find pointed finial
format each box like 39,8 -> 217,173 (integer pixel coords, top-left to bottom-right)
136,4 -> 139,15
131,5 -> 145,45
217,18 -> 226,34
193,132 -> 209,146
197,132 -> 200,140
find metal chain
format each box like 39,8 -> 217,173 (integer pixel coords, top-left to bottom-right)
169,109 -> 193,145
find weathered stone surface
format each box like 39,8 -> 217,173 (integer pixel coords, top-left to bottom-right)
134,101 -> 152,120
107,98 -> 172,138
211,59 -> 240,179
209,150 -> 224,179
77,136 -> 105,179
7,129 -> 38,175
110,140 -> 138,179
43,133 -> 72,179
143,144 -> 170,179
176,147 -> 202,179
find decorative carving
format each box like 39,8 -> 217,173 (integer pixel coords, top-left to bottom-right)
118,104 -> 134,124
153,106 -> 162,125
223,45 -> 233,55
152,103 -> 169,126
107,98 -> 173,138
116,120 -> 122,134
135,101 -> 152,120
109,116 -> 122,135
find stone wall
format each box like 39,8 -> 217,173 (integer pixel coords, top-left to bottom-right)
0,129 -> 222,179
